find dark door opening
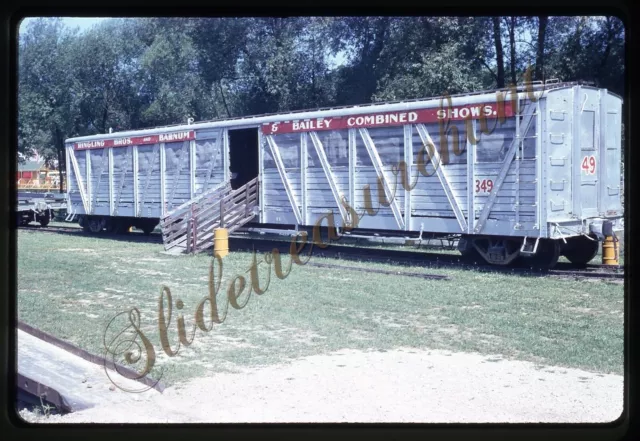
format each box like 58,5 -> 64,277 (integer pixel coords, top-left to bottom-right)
228,128 -> 259,190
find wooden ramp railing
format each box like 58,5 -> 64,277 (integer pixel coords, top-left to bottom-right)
160,177 -> 259,254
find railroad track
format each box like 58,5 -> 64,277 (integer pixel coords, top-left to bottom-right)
226,236 -> 624,282
17,225 -> 624,281
17,224 -> 164,244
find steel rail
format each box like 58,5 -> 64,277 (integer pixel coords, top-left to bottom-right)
16,226 -> 624,280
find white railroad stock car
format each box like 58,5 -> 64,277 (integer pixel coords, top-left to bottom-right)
65,81 -> 623,267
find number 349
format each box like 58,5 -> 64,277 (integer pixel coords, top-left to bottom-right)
475,179 -> 494,193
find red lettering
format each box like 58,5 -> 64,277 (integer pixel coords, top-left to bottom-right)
475,179 -> 494,193
74,131 -> 195,150
261,102 -> 514,134
581,156 -> 597,175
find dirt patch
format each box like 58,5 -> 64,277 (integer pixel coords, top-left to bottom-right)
56,248 -> 98,253
138,258 -> 169,263
136,269 -> 171,277
20,347 -> 622,424
564,306 -> 598,315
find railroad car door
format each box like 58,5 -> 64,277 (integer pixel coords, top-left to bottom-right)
573,87 -> 600,218
599,91 -> 623,218
545,88 -> 573,223
228,128 -> 259,191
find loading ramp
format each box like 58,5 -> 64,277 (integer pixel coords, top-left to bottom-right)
160,177 -> 259,254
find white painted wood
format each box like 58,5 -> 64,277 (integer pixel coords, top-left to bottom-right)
403,124 -> 413,231
301,133 -> 308,225
265,135 -> 302,224
133,146 -> 139,217
308,131 -> 348,223
358,128 -> 405,230
67,147 -> 89,214
415,124 -> 467,232
472,101 -> 537,234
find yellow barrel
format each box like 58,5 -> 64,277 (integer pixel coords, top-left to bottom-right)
602,236 -> 619,266
214,228 -> 229,258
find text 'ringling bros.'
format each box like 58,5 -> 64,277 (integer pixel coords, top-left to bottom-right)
261,101 -> 515,135
73,130 -> 196,150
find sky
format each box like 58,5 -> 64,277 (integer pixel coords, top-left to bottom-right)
19,17 -> 112,35
60,17 -> 111,33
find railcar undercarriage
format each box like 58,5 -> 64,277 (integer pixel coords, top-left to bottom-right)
458,233 -> 604,268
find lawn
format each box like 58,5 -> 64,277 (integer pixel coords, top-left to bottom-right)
17,229 -> 625,387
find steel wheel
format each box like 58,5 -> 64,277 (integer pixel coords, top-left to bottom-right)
105,218 -> 117,233
87,217 -> 103,233
562,234 -> 599,267
529,239 -> 561,269
457,236 -> 483,263
142,224 -> 155,235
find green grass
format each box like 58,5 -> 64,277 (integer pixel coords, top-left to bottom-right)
17,229 -> 624,387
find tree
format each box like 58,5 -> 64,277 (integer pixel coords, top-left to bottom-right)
138,27 -> 208,126
329,17 -> 392,105
373,17 -> 490,100
534,16 -> 549,81
492,17 -> 505,88
18,18 -> 78,192
69,18 -> 148,135
505,17 -> 518,85
17,15 -> 625,175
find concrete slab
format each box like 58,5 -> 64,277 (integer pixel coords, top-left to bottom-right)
17,329 -> 162,413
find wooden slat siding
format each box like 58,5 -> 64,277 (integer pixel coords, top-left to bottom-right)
415,124 -> 467,231
69,147 -> 89,213
260,118 -> 539,230
308,131 -> 348,222
197,135 -> 222,194
132,141 -> 225,218
359,128 -> 405,229
113,146 -> 133,215
265,136 -> 302,224
472,101 -> 536,233
138,144 -> 160,217
90,148 -> 109,213
163,141 -> 193,212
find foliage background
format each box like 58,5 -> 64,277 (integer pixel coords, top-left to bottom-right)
17,16 -> 625,190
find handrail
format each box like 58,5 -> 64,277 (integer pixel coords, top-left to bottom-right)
161,177 -> 259,254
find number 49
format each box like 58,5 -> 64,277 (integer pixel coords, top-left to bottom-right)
581,156 -> 596,174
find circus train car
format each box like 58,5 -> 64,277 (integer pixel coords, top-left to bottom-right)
64,81 -> 624,268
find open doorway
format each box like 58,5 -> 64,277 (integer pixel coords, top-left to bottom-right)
228,128 -> 259,190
